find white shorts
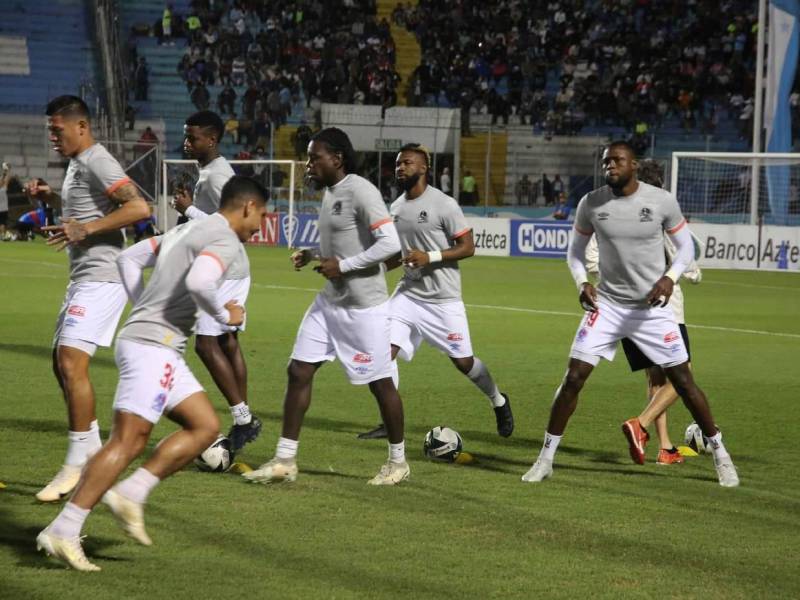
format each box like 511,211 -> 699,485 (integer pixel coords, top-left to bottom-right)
569,299 -> 689,368
389,293 -> 473,361
195,277 -> 250,336
53,281 -> 128,352
113,339 -> 204,424
291,293 -> 394,385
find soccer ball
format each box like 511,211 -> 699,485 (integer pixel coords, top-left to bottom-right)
423,426 -> 463,462
684,422 -> 710,454
195,435 -> 234,472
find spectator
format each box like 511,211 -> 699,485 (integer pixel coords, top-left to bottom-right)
293,121 -> 313,160
134,57 -> 149,101
515,174 -> 532,206
461,169 -> 477,206
190,82 -> 210,110
542,173 -> 554,205
161,3 -> 173,46
125,104 -> 136,131
218,84 -> 236,116
440,167 -> 451,195
552,174 -> 564,199
224,113 -> 239,144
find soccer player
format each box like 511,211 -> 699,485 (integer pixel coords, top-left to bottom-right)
522,141 -> 739,487
173,110 -> 261,451
585,159 -> 703,465
36,96 -> 151,502
357,143 -> 512,441
243,128 -> 409,486
36,176 -> 267,571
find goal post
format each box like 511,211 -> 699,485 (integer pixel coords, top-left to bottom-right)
670,152 -> 800,225
160,159 -> 306,245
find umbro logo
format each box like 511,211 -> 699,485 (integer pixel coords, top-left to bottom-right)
331,200 -> 342,215
639,207 -> 653,222
597,212 -> 610,221
417,210 -> 428,223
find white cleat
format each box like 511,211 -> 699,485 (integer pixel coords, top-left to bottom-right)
36,465 -> 82,502
367,460 -> 410,486
714,455 -> 740,488
242,458 -> 298,484
102,489 -> 152,546
36,529 -> 100,572
521,458 -> 553,483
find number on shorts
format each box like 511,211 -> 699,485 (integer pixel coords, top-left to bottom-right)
160,363 -> 175,390
586,310 -> 600,327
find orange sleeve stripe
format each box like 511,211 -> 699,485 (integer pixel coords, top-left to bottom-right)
574,225 -> 593,236
105,177 -> 132,196
370,217 -> 393,230
450,227 -> 471,239
666,219 -> 686,235
199,251 -> 225,272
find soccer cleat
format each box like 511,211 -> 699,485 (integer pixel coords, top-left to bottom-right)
494,393 -> 514,437
713,455 -> 740,488
367,460 -> 410,486
36,529 -> 100,572
621,418 -> 650,465
242,457 -> 298,484
357,423 -> 388,440
656,447 -> 685,465
102,489 -> 152,546
227,416 -> 263,452
521,457 -> 553,482
36,464 -> 82,502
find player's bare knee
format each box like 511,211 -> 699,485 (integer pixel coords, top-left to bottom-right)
56,349 -> 90,384
287,360 -> 315,385
368,377 -> 396,400
194,335 -> 215,358
562,369 -> 587,394
451,356 -> 473,374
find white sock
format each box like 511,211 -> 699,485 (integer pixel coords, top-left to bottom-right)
115,468 -> 160,504
466,357 -> 505,407
89,419 -> 102,448
389,441 -> 405,464
276,437 -> 299,460
706,432 -> 730,460
229,402 -> 252,426
540,431 -> 562,461
65,431 -> 95,467
50,502 -> 90,539
390,360 -> 399,390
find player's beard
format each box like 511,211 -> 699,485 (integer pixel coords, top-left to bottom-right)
397,173 -> 421,193
605,172 -> 631,190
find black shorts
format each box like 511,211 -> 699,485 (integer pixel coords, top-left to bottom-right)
620,324 -> 691,372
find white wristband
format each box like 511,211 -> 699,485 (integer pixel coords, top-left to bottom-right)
427,250 -> 443,264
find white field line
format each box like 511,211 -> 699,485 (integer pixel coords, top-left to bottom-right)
253,283 -> 800,340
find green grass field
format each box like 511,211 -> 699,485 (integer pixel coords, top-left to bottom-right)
1,242 -> 799,599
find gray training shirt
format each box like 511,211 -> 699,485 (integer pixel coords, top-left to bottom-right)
117,213 -> 241,353
391,185 -> 471,303
318,174 -> 393,308
573,181 -> 686,307
61,143 -> 130,283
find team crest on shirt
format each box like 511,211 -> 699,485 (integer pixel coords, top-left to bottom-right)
417,210 -> 428,223
331,200 -> 342,215
597,212 -> 610,221
639,207 -> 653,222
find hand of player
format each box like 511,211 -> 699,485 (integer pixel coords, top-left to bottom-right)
26,180 -> 52,198
646,276 -> 674,307
579,282 -> 598,312
314,257 -> 342,279
291,248 -> 312,270
225,300 -> 245,326
41,218 -> 90,251
402,249 -> 429,268
173,188 -> 193,214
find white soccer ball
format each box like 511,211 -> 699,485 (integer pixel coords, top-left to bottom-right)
423,426 -> 463,462
195,435 -> 234,472
684,422 -> 710,454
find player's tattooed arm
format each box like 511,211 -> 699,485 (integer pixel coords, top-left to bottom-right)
43,182 -> 150,250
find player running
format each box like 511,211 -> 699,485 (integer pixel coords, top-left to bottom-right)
36,176 -> 267,571
36,96 -> 151,502
172,110 -> 260,451
357,143 -> 513,441
243,127 -> 409,486
522,141 -> 739,488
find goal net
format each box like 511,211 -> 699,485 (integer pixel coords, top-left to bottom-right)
670,152 -> 800,225
160,159 -> 319,246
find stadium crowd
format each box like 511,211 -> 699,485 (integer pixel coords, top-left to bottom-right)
129,0 -> 400,143
398,0 -> 762,139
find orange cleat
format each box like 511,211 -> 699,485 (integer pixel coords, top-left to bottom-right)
622,418 -> 650,465
656,447 -> 685,465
